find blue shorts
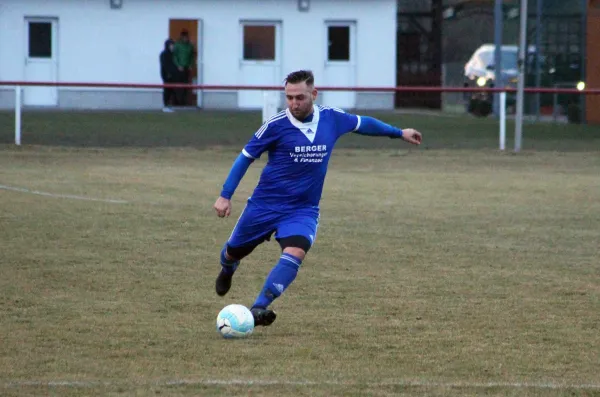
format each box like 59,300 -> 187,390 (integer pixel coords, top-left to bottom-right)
227,200 -> 320,249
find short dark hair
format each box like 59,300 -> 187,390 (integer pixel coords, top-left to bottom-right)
284,70 -> 314,86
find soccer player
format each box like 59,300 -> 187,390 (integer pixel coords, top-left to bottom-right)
213,70 -> 422,327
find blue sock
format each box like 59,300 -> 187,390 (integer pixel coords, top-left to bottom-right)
220,245 -> 239,275
252,253 -> 302,309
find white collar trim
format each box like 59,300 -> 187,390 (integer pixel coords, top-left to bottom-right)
286,105 -> 320,143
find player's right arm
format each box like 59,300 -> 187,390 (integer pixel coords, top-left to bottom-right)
214,152 -> 254,217
213,120 -> 279,218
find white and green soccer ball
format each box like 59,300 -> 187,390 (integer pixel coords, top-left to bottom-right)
216,304 -> 254,339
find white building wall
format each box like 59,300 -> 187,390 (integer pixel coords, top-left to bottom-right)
0,0 -> 397,109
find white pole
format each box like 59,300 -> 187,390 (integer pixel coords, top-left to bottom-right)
493,0 -> 503,117
262,91 -> 268,123
499,91 -> 506,151
262,90 -> 278,123
15,85 -> 22,146
514,0 -> 528,152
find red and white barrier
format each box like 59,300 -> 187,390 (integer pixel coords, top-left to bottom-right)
2,81 -> 599,150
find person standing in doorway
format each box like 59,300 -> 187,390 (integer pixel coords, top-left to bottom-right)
159,39 -> 179,112
173,29 -> 195,106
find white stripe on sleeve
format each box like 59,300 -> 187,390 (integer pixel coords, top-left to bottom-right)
242,149 -> 256,159
353,115 -> 362,132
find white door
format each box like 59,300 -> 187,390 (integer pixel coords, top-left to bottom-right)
196,19 -> 204,108
323,22 -> 356,109
238,22 -> 281,109
24,18 -> 58,106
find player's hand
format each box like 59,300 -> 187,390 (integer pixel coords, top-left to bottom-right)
401,128 -> 422,145
214,196 -> 232,218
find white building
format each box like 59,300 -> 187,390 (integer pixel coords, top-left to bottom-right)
0,0 -> 397,110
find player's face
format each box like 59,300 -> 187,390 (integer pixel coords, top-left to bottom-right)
285,82 -> 317,121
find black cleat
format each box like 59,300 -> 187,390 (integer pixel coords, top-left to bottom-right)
215,270 -> 233,296
251,307 -> 277,326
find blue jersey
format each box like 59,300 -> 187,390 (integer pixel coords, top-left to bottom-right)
241,105 -> 361,211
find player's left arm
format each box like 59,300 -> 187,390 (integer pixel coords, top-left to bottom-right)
333,110 -> 422,145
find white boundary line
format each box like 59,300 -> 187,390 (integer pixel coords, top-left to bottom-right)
3,378 -> 600,390
0,184 -> 128,204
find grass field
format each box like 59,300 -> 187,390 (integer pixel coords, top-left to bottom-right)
1,109 -> 600,150
1,110 -> 600,396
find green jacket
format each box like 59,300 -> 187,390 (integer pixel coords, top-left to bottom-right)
174,40 -> 194,69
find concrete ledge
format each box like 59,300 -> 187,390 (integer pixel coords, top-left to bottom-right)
355,92 -> 395,110
202,91 -> 237,109
0,89 -> 16,109
59,89 -> 163,110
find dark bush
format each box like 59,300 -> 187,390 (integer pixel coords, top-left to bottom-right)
567,104 -> 581,124
468,98 -> 493,117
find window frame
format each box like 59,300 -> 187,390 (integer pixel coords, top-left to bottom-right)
324,21 -> 356,65
239,20 -> 281,65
